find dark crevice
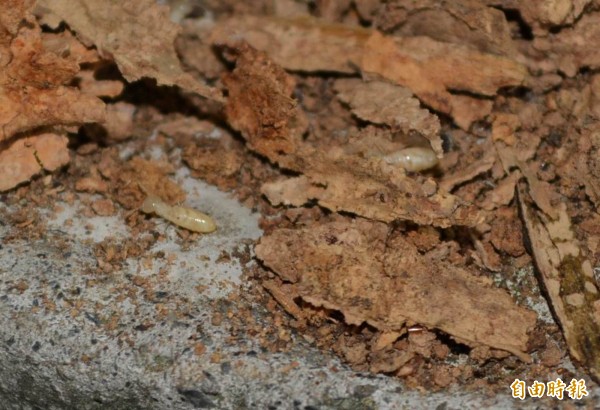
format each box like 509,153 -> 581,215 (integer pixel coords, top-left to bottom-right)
491,7 -> 533,40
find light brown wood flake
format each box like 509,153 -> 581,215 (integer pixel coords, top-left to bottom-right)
518,183 -> 600,382
256,218 -> 537,362
211,15 -> 527,129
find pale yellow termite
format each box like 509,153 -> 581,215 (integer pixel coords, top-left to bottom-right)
140,194 -> 217,233
381,146 -> 438,172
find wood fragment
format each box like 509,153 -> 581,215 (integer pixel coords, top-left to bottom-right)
334,79 -> 442,156
0,133 -> 69,192
36,0 -> 224,102
256,219 -> 537,361
211,15 -> 526,129
518,183 -> 600,382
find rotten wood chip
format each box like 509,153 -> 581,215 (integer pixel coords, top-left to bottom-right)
479,172 -> 520,211
490,0 -> 591,33
334,79 -> 442,157
255,218 -> 537,361
222,42 -> 480,227
439,149 -> 496,192
0,133 -> 69,191
378,0 -> 516,56
0,2 -> 105,190
223,43 -> 307,162
211,15 -> 527,129
262,151 -> 482,228
0,11 -> 105,142
518,183 -> 600,382
36,0 -> 223,102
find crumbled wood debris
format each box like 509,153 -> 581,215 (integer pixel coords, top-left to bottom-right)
333,79 -> 442,157
0,3 -> 104,190
211,15 -> 527,129
0,134 -> 69,191
222,43 -> 307,162
35,0 -> 223,102
256,218 -> 537,361
4,0 -> 600,396
224,44 -> 482,228
518,182 -> 600,381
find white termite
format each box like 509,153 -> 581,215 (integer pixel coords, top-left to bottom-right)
140,194 -> 217,234
380,146 -> 438,172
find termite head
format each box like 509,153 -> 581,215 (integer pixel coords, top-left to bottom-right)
141,195 -> 161,214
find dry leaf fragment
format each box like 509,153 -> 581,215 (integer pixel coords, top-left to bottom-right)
256,219 -> 536,361
36,0 -> 223,102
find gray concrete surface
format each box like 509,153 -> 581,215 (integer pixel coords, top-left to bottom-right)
0,153 -> 597,409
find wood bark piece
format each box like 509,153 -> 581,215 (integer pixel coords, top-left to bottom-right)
211,15 -> 527,129
334,79 -> 442,157
0,1 -> 105,191
223,43 -> 307,161
255,219 -> 537,361
518,183 -> 600,382
224,45 -> 482,228
439,150 -> 496,192
36,0 -> 223,102
0,10 -> 105,142
0,133 -> 69,191
382,0 -> 515,56
263,151 -> 483,228
487,0 -> 592,35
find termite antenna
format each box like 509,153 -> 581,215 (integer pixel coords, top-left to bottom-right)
137,182 -> 153,196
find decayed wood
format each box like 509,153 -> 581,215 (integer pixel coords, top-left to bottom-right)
518,183 -> 600,382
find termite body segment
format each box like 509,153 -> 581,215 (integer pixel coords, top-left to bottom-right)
141,195 -> 217,233
381,147 -> 438,172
